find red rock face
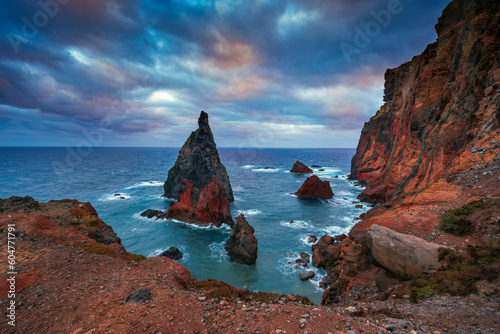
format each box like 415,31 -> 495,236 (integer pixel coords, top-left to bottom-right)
290,161 -> 313,174
166,177 -> 234,227
294,175 -> 334,198
350,0 -> 500,203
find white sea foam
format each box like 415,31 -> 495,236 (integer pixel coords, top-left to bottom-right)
125,181 -> 163,190
241,165 -> 257,169
279,220 -> 312,229
323,224 -> 352,236
209,241 -> 229,263
232,185 -> 245,192
98,193 -> 131,201
300,234 -> 319,246
237,209 -> 262,216
252,168 -> 280,173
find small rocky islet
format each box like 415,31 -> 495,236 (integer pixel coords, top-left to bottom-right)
1,0 -> 500,332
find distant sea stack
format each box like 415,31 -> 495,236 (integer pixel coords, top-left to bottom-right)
294,175 -> 334,199
349,0 -> 500,203
163,111 -> 234,227
290,161 -> 313,174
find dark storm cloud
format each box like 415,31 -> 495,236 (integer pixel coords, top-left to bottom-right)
0,0 -> 452,147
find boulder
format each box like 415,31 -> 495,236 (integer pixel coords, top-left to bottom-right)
290,161 -> 313,174
124,289 -> 152,305
140,209 -> 164,219
366,224 -> 443,279
299,252 -> 310,263
163,111 -> 234,227
160,247 -> 183,260
299,271 -> 315,281
294,175 -> 334,199
224,214 -> 258,265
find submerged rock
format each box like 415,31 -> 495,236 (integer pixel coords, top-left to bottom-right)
162,111 -> 234,227
160,247 -> 183,261
299,271 -> 315,281
290,161 -> 313,174
224,214 -> 258,265
294,175 -> 334,199
140,209 -> 164,219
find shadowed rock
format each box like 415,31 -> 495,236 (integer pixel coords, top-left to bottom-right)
124,289 -> 152,305
225,214 -> 258,265
164,111 -> 233,203
160,247 -> 183,261
162,111 -> 234,227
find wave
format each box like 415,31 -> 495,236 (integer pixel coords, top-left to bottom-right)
252,168 -> 280,173
322,224 -> 352,236
236,209 -> 262,216
241,165 -> 258,169
232,185 -> 245,192
209,241 -> 229,263
279,220 -> 312,229
300,234 -> 319,246
98,193 -> 131,201
125,181 -> 164,190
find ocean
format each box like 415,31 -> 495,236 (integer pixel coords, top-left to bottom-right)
0,147 -> 366,303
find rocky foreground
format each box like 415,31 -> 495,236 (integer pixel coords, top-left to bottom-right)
0,196 -> 499,334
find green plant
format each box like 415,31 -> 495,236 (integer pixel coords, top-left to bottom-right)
439,199 -> 493,235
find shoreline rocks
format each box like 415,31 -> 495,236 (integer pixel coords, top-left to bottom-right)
225,214 -> 258,265
294,175 -> 334,199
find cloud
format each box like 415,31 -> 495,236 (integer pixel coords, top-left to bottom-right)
0,0 -> 452,147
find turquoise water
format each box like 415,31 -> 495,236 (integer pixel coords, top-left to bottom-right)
0,147 -> 366,303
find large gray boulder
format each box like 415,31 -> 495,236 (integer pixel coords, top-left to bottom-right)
366,224 -> 443,279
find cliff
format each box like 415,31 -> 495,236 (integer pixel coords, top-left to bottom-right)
350,0 -> 500,203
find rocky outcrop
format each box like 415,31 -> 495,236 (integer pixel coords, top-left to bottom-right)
165,177 -> 234,227
162,111 -> 234,227
224,214 -> 258,265
164,111 -> 233,202
290,161 -> 313,174
294,175 -> 334,199
160,247 -> 183,261
350,0 -> 500,203
366,225 -> 443,279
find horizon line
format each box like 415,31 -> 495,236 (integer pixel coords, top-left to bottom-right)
0,146 -> 357,150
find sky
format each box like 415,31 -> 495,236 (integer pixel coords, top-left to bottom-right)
0,0 -> 452,148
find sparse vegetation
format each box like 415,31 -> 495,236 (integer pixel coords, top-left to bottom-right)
80,243 -> 146,262
439,199 -> 495,235
410,242 -> 500,303
193,279 -> 313,305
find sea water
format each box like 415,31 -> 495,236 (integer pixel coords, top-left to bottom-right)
0,147 -> 367,303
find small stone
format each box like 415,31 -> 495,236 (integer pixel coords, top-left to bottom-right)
198,296 -> 206,301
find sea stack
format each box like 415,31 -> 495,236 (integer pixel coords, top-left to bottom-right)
224,214 -> 258,265
294,175 -> 334,199
163,111 -> 234,227
290,161 -> 313,174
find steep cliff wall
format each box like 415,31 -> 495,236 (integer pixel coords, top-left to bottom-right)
350,0 -> 500,203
